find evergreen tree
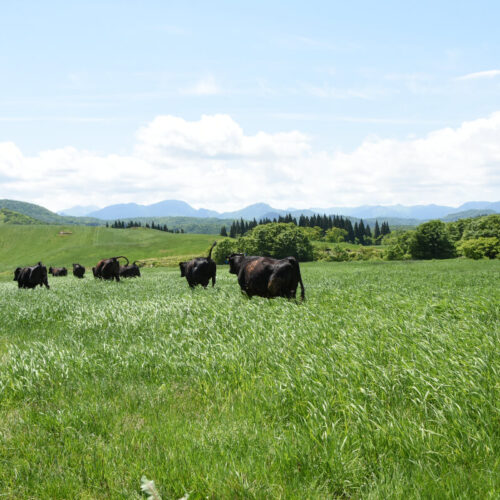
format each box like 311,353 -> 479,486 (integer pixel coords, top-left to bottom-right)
346,219 -> 355,242
220,226 -> 228,237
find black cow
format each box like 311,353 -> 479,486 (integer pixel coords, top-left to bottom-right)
179,241 -> 217,288
228,253 -> 305,300
49,266 -> 68,277
72,263 -> 85,278
119,260 -> 141,278
93,256 -> 128,281
13,262 -> 50,289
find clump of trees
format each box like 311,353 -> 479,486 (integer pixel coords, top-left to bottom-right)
213,223 -> 313,264
385,214 -> 500,260
108,220 -> 184,233
224,214 -> 391,245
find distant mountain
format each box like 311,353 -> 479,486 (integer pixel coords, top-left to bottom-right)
4,198 -> 499,229
85,199 -> 499,221
219,203 -> 278,220
59,205 -> 100,217
0,199 -> 102,225
87,200 -> 219,219
451,201 -> 500,213
313,204 -> 454,220
440,209 -> 496,222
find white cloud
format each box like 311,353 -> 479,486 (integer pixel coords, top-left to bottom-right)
457,70 -> 500,80
181,75 -> 220,96
0,113 -> 499,212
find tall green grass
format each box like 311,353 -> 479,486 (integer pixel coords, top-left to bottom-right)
0,259 -> 499,498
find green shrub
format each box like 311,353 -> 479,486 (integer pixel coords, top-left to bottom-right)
315,245 -> 350,262
324,227 -> 348,243
212,238 -> 240,264
316,245 -> 384,262
239,223 -> 314,261
348,246 -> 384,261
457,237 -> 500,259
409,220 -> 455,259
461,214 -> 500,240
384,230 -> 414,260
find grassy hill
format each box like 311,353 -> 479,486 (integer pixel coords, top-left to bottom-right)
0,199 -> 102,225
0,225 -> 219,276
0,208 -> 41,225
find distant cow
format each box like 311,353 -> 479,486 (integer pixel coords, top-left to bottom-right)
49,266 -> 68,277
93,256 -> 128,281
228,254 -> 305,300
119,260 -> 141,278
179,242 -> 217,288
72,263 -> 85,278
13,262 -> 50,289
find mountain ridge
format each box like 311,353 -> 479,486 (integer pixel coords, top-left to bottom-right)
69,200 -> 500,221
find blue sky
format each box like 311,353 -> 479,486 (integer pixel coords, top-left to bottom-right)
1,1 -> 499,211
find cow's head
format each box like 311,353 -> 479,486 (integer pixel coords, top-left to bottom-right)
228,253 -> 245,275
13,267 -> 21,281
49,267 -> 53,274
179,262 -> 186,277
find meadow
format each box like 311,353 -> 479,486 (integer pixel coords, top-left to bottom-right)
0,259 -> 499,498
0,225 -> 218,278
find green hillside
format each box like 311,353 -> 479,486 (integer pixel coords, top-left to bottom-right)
0,199 -> 102,225
0,208 -> 40,225
117,216 -> 234,234
440,209 -> 496,222
0,225 -> 219,275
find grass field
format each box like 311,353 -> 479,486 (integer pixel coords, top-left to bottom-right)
0,225 -> 219,278
0,259 -> 499,498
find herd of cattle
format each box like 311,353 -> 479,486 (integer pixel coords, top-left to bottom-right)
13,241 -> 305,299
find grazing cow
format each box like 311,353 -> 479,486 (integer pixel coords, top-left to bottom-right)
49,266 -> 68,277
179,241 -> 217,288
119,260 -> 141,278
228,253 -> 305,300
13,262 -> 50,289
72,263 -> 85,278
93,256 -> 128,281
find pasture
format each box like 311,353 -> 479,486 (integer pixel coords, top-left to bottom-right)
0,225 -> 218,279
0,259 -> 499,498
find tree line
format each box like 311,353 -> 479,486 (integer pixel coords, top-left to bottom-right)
107,220 -> 184,233
221,214 -> 391,245
384,214 -> 500,260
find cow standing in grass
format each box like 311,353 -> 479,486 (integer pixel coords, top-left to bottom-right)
93,256 -> 128,281
14,262 -> 50,289
179,242 -> 217,288
228,254 -> 305,300
119,260 -> 141,278
72,263 -> 85,278
49,266 -> 67,277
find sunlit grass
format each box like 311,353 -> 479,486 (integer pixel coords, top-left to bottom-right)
0,259 -> 499,498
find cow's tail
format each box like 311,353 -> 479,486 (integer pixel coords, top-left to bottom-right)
115,256 -> 129,266
295,260 -> 305,301
207,241 -> 217,260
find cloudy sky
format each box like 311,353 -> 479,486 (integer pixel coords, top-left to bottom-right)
1,0 -> 499,212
